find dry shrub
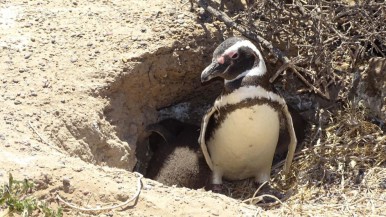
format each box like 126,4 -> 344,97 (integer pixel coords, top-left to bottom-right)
283,103 -> 385,187
232,0 -> 386,100
270,104 -> 386,215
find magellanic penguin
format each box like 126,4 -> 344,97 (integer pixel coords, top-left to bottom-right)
143,119 -> 210,189
199,37 -> 297,188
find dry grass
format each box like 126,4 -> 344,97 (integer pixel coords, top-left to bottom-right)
271,104 -> 385,216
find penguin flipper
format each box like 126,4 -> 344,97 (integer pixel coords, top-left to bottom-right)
199,107 -> 216,171
281,104 -> 297,174
146,123 -> 176,146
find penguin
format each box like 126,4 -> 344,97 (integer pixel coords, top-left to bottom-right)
199,37 -> 297,191
135,119 -> 210,189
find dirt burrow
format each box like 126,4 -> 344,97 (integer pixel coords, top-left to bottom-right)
0,0 -> 226,169
100,44 -> 224,171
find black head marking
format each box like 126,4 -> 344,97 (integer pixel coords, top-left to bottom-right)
220,46 -> 259,80
201,37 -> 263,82
212,37 -> 245,60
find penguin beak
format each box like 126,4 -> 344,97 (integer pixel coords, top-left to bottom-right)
201,62 -> 223,83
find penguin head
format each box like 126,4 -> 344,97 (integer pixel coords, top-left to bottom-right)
201,37 -> 267,83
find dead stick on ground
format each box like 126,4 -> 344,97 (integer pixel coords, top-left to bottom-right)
245,193 -> 294,214
242,181 -> 267,204
291,65 -> 330,99
28,121 -> 50,145
56,172 -> 143,212
28,121 -> 64,153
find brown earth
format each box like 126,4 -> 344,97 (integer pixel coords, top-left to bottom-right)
0,0 -> 385,216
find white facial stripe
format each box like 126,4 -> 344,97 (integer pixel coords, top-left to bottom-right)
244,61 -> 266,77
223,40 -> 267,79
214,85 -> 286,108
224,40 -> 261,58
224,70 -> 248,84
224,66 -> 265,83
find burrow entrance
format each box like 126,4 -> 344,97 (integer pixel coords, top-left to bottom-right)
99,37 -> 313,200
100,37 -> 222,166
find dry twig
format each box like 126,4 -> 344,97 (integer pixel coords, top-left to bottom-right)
28,121 -> 64,153
56,172 -> 143,212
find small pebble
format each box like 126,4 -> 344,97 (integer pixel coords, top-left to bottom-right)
19,68 -> 27,73
143,185 -> 152,190
116,193 -> 129,202
73,167 -> 83,172
70,57 -> 78,63
24,53 -> 32,59
169,10 -> 176,16
63,177 -> 71,186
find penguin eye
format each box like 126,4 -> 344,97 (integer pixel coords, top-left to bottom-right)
230,52 -> 239,59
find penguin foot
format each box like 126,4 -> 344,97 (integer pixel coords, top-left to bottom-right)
211,184 -> 223,193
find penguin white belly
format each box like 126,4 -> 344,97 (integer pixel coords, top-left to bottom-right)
208,104 -> 280,182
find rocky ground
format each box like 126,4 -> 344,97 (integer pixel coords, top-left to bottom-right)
0,0 -> 385,216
